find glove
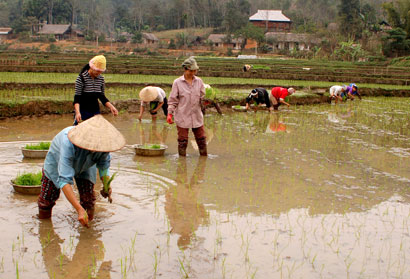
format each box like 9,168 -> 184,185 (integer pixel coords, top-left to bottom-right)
166,114 -> 174,124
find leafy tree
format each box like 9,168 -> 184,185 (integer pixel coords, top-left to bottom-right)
67,0 -> 81,25
222,0 -> 250,33
131,31 -> 142,43
168,38 -> 176,49
382,27 -> 410,56
235,23 -> 264,49
338,0 -> 363,40
382,2 -> 402,28
332,40 -> 366,61
361,3 -> 377,30
23,0 -> 47,21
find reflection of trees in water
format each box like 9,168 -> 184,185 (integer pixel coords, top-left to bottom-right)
165,157 -> 209,249
39,219 -> 111,279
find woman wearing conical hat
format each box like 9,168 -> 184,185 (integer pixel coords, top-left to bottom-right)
73,55 -> 119,125
37,115 -> 126,227
138,86 -> 168,122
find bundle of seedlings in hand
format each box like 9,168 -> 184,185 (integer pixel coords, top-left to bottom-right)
100,172 -> 117,203
205,85 -> 218,100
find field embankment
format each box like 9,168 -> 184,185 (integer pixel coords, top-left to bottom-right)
1,52 -> 410,117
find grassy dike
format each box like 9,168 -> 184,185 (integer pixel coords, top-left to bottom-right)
1,71 -> 409,118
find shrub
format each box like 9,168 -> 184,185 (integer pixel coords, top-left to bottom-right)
133,47 -> 147,53
168,39 -> 176,49
117,35 -> 128,43
132,32 -> 142,44
0,44 -> 10,51
47,44 -> 60,52
333,41 -> 367,62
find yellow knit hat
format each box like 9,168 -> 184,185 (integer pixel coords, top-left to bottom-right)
89,55 -> 106,72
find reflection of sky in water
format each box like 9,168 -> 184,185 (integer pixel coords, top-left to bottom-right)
0,97 -> 409,278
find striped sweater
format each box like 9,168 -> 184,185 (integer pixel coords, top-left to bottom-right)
74,71 -> 109,114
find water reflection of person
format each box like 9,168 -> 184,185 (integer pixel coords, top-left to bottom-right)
328,106 -> 354,124
139,121 -> 168,145
39,219 -> 111,278
165,157 -> 209,249
190,126 -> 214,152
265,113 -> 288,134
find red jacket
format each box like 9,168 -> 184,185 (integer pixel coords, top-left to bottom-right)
271,87 -> 289,100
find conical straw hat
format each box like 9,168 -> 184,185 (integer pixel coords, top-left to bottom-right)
139,86 -> 159,102
68,115 -> 126,152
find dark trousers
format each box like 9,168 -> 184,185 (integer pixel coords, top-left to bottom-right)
149,97 -> 168,116
38,170 -> 96,212
177,125 -> 207,156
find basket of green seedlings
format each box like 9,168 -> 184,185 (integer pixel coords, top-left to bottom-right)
232,105 -> 247,112
133,143 -> 168,156
22,142 -> 51,158
10,171 -> 42,195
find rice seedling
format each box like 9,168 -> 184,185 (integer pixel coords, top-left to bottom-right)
141,143 -> 162,149
57,253 -> 64,270
120,256 -> 127,279
15,260 -> 19,279
152,249 -> 159,276
24,142 -> 50,150
178,256 -> 189,278
13,171 -> 42,186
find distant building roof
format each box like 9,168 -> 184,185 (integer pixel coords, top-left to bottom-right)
379,20 -> 390,26
0,27 -> 12,35
142,33 -> 158,41
249,10 -> 291,22
266,32 -> 320,44
38,24 -> 70,35
207,34 -> 243,44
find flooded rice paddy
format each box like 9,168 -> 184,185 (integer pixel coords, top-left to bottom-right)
0,97 -> 409,278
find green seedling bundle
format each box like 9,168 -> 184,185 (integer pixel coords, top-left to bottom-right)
13,171 -> 42,185
25,142 -> 50,150
141,144 -> 162,149
101,172 -> 117,203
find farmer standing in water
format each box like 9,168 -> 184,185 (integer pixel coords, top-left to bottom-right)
37,115 -> 125,227
167,57 -> 208,156
73,55 -> 118,125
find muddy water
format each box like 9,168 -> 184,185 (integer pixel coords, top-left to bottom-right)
0,97 -> 409,278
